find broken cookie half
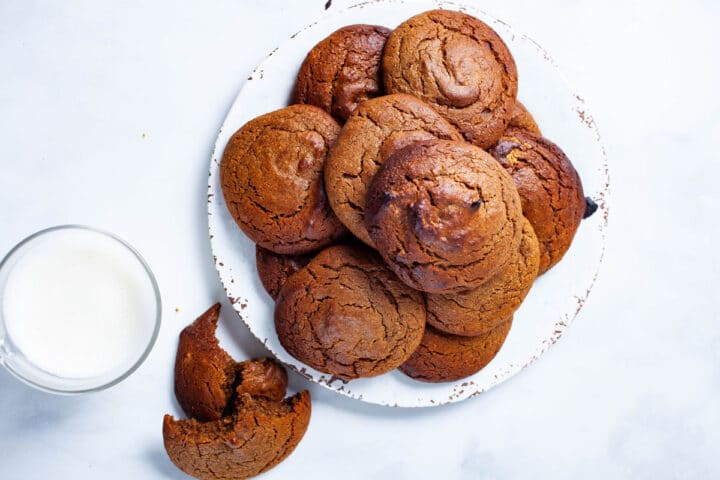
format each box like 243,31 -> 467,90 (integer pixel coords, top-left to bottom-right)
165,304 -> 311,479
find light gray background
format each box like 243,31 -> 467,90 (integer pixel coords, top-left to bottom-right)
0,0 -> 718,478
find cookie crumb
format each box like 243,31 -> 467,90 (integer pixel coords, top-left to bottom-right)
175,307 -> 180,313
324,0 -> 332,9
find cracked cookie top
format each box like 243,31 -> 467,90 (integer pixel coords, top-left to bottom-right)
220,104 -> 346,255
489,128 -> 585,273
399,319 -> 512,383
292,24 -> 391,123
382,9 -> 518,148
425,217 -> 539,336
274,244 -> 426,380
163,391 -> 311,480
255,246 -> 314,300
365,139 -> 523,294
324,93 -> 462,246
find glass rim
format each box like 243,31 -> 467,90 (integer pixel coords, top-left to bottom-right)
0,224 -> 162,394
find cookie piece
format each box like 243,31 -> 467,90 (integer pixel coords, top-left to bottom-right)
489,129 -> 585,273
221,104 -> 346,255
163,391 -> 311,480
255,246 -> 314,300
426,218 -> 539,336
399,320 -> 512,383
324,93 -> 463,246
174,304 -> 237,421
382,10 -> 518,148
236,358 -> 288,402
365,140 -> 523,294
292,24 -> 391,123
275,244 -> 426,380
507,101 -> 541,135
174,304 -> 288,421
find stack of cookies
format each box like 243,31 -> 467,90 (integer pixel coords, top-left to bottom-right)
220,9 -> 588,384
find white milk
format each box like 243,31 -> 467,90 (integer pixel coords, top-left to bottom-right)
2,229 -> 157,379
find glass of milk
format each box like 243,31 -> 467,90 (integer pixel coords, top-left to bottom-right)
0,225 -> 161,394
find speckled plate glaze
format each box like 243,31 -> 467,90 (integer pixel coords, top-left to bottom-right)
208,0 -> 609,407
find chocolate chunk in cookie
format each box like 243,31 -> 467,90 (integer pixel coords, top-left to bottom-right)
275,244 -> 426,380
382,10 -> 518,148
292,24 -> 391,123
489,128 -> 585,273
221,104 -> 346,255
174,304 -> 237,421
365,139 -> 523,293
425,218 -> 539,336
324,93 -> 462,245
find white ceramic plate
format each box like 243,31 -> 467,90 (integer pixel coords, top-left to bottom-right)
208,0 -> 609,407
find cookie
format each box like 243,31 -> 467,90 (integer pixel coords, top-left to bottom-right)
220,104 -> 346,255
583,196 -> 598,219
163,391 -> 311,480
507,101 -> 541,135
399,320 -> 512,383
382,10 -> 518,148
174,304 -> 237,421
324,93 -> 462,245
292,24 -> 391,123
235,358 -> 288,402
489,128 -> 585,273
425,218 -> 539,336
174,304 -> 288,421
365,140 -> 523,294
274,244 -> 426,380
256,246 -> 314,300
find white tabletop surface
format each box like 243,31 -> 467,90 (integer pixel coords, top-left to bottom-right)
1,0 -> 718,479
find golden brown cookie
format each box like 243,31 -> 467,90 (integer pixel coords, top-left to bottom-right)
324,93 -> 463,246
255,246 -> 314,300
292,24 -> 391,123
507,101 -> 541,135
220,104 -> 346,255
489,128 -> 585,273
365,140 -> 523,294
425,218 -> 539,336
174,304 -> 288,421
399,320 -> 512,383
382,10 -> 518,148
275,244 -> 426,380
163,391 -> 311,480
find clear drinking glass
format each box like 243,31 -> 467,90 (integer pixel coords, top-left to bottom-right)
0,225 -> 161,394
